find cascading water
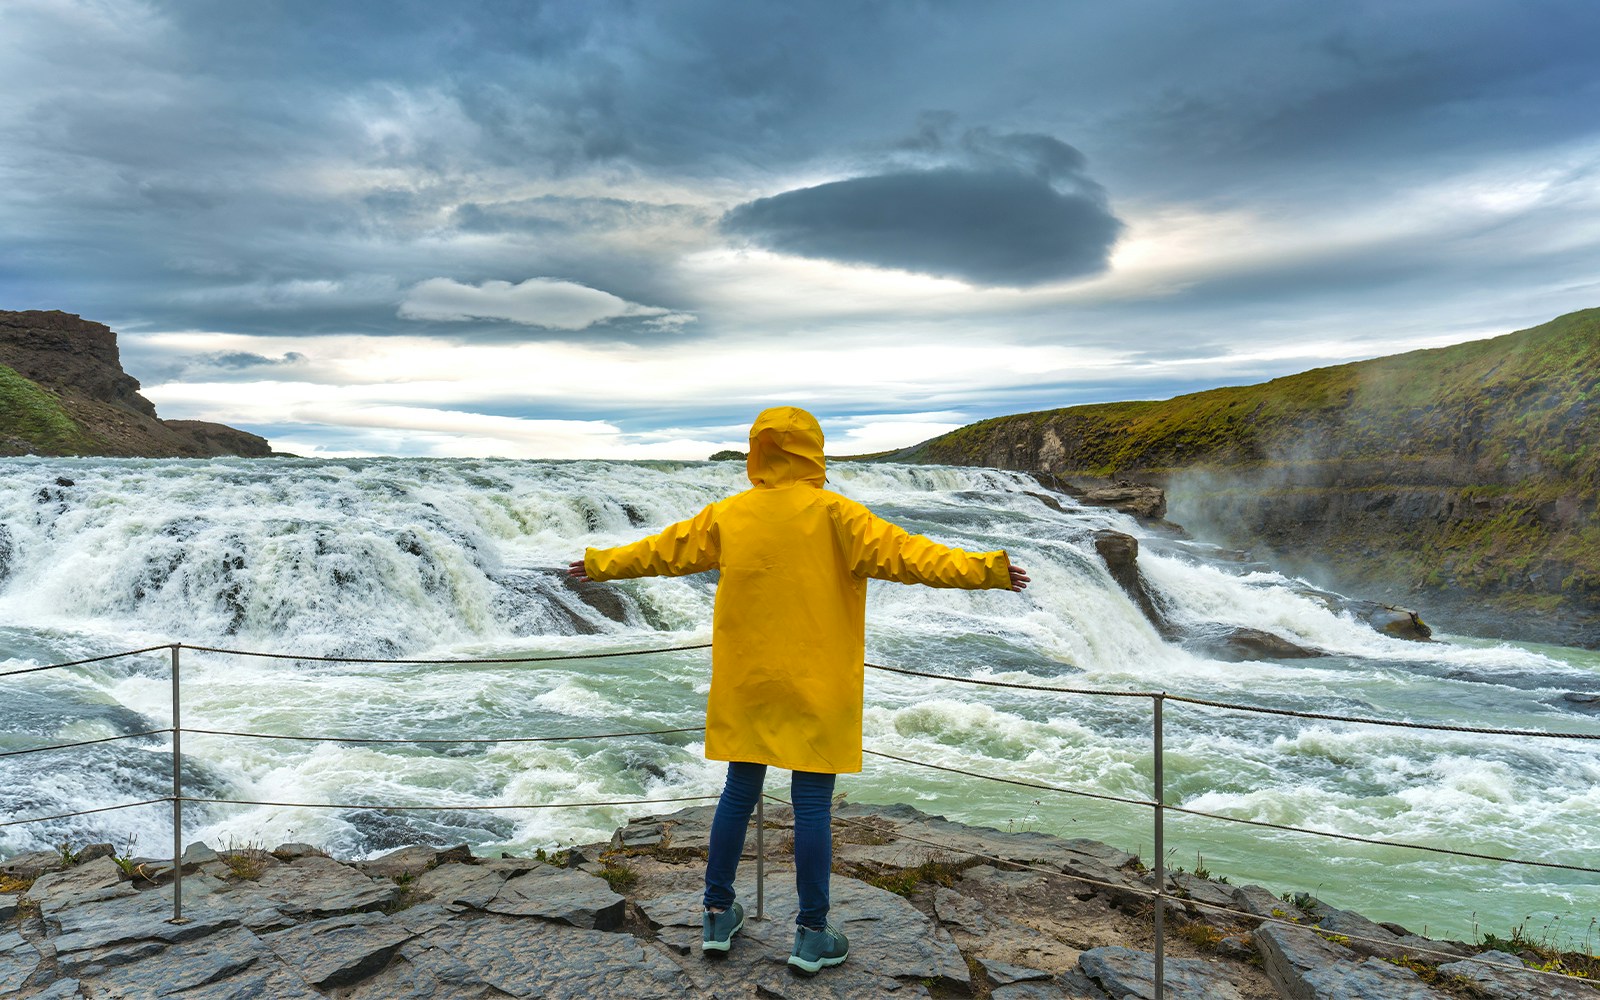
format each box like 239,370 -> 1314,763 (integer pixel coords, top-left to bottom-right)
2,456 -> 1596,946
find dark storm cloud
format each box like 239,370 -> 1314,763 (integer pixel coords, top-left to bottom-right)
722,164 -> 1121,286
721,122 -> 1123,286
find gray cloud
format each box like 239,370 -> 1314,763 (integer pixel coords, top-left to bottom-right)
721,161 -> 1122,286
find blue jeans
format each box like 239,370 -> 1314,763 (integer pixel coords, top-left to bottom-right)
703,762 -> 837,929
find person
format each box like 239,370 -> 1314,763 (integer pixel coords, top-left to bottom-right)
568,406 -> 1029,975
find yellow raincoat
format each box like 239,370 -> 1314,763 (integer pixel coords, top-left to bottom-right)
584,406 -> 1012,773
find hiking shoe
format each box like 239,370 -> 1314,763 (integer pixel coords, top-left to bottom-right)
702,901 -> 745,954
787,922 -> 849,974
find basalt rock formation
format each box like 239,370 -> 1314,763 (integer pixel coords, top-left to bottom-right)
895,309 -> 1600,647
0,309 -> 270,458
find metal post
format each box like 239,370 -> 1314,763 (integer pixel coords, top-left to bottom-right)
169,643 -> 187,924
1152,693 -> 1165,1000
755,795 -> 766,921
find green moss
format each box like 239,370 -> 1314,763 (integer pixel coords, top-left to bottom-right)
0,364 -> 96,454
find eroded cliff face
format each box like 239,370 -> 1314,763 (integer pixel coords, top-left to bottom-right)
895,309 -> 1600,646
0,310 -> 271,458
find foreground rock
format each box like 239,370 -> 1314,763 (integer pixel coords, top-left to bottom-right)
2,804 -> 1590,998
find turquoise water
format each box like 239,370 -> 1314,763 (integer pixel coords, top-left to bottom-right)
1,457 -> 1596,947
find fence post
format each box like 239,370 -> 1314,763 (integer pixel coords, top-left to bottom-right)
755,795 -> 766,920
169,643 -> 188,924
1152,693 -> 1166,1000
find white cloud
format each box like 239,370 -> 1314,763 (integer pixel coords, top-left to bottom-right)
398,277 -> 695,331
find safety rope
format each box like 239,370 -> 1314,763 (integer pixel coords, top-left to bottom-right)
0,644 -> 173,679
184,726 -> 705,745
0,798 -> 172,829
178,642 -> 712,664
179,793 -> 719,812
0,728 -> 171,759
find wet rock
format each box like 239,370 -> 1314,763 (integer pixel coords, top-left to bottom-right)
74,844 -> 115,865
2,849 -> 68,881
979,957 -> 1055,985
264,911 -> 414,988
1091,530 -> 1171,633
1081,481 -> 1167,519
0,929 -> 43,995
413,862 -> 510,910
414,914 -> 693,999
1232,883 -> 1306,922
360,842 -> 473,879
1438,948 -> 1597,999
484,867 -> 626,930
270,841 -> 324,861
28,858 -> 132,909
220,854 -> 401,917
1198,626 -> 1324,662
1255,924 -> 1437,999
1080,945 -> 1246,999
1353,602 -> 1434,641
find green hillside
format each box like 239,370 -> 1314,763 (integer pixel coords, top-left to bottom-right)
904,308 -> 1600,483
897,308 -> 1600,642
0,363 -> 97,454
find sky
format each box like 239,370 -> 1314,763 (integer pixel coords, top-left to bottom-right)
3,0 -> 1598,459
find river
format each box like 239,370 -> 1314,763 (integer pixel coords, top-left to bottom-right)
1,456 -> 1596,948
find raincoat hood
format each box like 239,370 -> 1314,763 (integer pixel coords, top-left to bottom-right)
746,406 -> 826,488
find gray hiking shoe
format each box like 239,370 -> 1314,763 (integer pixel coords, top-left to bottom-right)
702,901 -> 744,954
788,922 -> 849,974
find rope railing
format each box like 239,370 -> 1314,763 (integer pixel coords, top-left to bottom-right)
178,641 -> 713,665
4,638 -> 1597,993
0,728 -> 172,759
0,643 -> 173,679
183,725 -> 706,745
0,798 -> 172,830
179,793 -> 720,812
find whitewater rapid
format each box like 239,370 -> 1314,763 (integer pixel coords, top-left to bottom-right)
1,457 -> 1596,946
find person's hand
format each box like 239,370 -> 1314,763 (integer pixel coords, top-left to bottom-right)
1008,564 -> 1030,592
567,559 -> 592,583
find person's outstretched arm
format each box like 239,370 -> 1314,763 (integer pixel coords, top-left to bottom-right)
568,503 -> 720,582
833,502 -> 1028,591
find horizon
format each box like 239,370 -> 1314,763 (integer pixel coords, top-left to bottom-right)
4,2 -> 1598,459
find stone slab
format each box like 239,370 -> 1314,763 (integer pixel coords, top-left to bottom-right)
1,928 -> 43,995
485,866 -> 626,930
217,854 -> 400,917
1439,949 -> 1598,1000
414,913 -> 692,999
412,862 -> 506,911
640,869 -> 969,991
71,924 -> 302,1000
1079,945 -> 1247,1000
359,843 -> 472,879
27,858 -> 129,908
263,911 -> 414,989
1255,924 -> 1437,1000
49,885 -> 246,964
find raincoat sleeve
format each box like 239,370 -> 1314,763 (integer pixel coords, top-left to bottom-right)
832,501 -> 1011,589
584,503 -> 720,581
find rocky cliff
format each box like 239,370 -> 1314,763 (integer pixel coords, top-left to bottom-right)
895,308 -> 1600,645
0,310 -> 270,458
